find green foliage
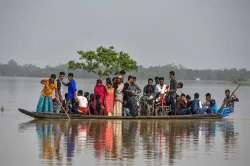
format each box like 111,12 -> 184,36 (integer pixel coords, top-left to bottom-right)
68,46 -> 138,78
1,60 -> 250,82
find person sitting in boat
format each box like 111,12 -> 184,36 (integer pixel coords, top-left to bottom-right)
178,93 -> 190,115
36,74 -> 58,113
89,94 -> 105,115
220,89 -> 239,112
84,92 -> 90,103
201,93 -> 218,114
190,93 -> 203,114
76,90 -> 88,114
186,95 -> 192,109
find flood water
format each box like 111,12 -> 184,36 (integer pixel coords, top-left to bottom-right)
0,77 -> 250,166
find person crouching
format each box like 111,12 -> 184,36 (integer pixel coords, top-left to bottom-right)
76,90 -> 88,114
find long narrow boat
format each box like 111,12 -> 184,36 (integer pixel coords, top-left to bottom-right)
18,108 -> 223,120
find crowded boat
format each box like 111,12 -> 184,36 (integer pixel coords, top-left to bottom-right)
36,70 -> 239,117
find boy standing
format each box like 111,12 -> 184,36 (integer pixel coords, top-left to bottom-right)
62,73 -> 77,114
168,71 -> 178,115
55,72 -> 65,113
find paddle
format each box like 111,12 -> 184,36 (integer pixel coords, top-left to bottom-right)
218,84 -> 240,114
45,84 -> 71,120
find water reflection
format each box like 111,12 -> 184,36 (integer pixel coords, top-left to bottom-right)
18,119 -> 239,165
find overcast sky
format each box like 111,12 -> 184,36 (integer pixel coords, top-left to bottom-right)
0,0 -> 249,69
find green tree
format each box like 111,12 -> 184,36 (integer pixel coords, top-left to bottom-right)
68,46 -> 138,79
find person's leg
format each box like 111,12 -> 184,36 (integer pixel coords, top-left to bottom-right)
123,107 -> 127,116
47,96 -> 53,113
179,109 -> 188,115
66,99 -> 72,113
198,107 -> 207,114
170,95 -> 176,115
206,107 -> 213,114
130,98 -> 137,116
36,94 -> 45,112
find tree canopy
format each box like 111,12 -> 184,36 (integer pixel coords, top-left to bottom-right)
68,46 -> 138,79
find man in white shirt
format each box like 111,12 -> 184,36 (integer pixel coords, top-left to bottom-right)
155,77 -> 167,94
76,90 -> 88,114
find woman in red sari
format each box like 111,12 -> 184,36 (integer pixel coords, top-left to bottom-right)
105,78 -> 114,116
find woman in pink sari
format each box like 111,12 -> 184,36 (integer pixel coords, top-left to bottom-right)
94,79 -> 105,102
105,78 -> 114,116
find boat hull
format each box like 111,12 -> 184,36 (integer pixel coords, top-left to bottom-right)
18,108 -> 223,120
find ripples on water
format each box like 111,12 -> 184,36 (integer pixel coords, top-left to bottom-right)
18,119 -> 239,166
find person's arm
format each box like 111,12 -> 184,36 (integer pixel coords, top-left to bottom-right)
232,93 -> 239,102
221,98 -> 226,107
199,101 -> 202,108
143,86 -> 147,95
180,100 -> 187,108
210,100 -> 216,107
40,78 -> 49,85
73,81 -> 77,98
62,81 -> 68,86
117,84 -> 124,93
135,84 -> 142,95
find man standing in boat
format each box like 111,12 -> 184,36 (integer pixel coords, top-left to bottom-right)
221,89 -> 239,112
168,71 -> 178,115
55,72 -> 65,113
62,73 -> 77,114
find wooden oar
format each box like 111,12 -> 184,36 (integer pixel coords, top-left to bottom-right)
45,84 -> 71,120
218,84 -> 240,114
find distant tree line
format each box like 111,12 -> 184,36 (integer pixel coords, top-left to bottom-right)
0,60 -> 249,82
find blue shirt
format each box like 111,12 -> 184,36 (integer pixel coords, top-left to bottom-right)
67,79 -> 77,99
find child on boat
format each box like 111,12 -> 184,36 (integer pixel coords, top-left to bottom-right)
202,93 -> 218,114
76,90 -> 88,114
190,93 -> 203,114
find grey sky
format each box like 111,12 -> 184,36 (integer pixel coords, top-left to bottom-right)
0,0 -> 249,69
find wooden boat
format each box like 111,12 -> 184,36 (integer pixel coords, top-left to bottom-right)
18,108 -> 223,120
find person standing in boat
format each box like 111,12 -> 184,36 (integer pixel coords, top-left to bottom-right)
94,79 -> 105,103
168,71 -> 178,115
123,75 -> 133,115
62,73 -> 77,114
105,78 -> 115,116
55,72 -> 65,113
36,74 -> 58,113
114,76 -> 124,116
118,70 -> 126,83
126,78 -> 141,116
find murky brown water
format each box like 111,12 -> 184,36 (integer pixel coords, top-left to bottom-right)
1,77 -> 250,166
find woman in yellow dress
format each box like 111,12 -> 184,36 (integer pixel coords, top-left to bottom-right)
36,74 -> 58,112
